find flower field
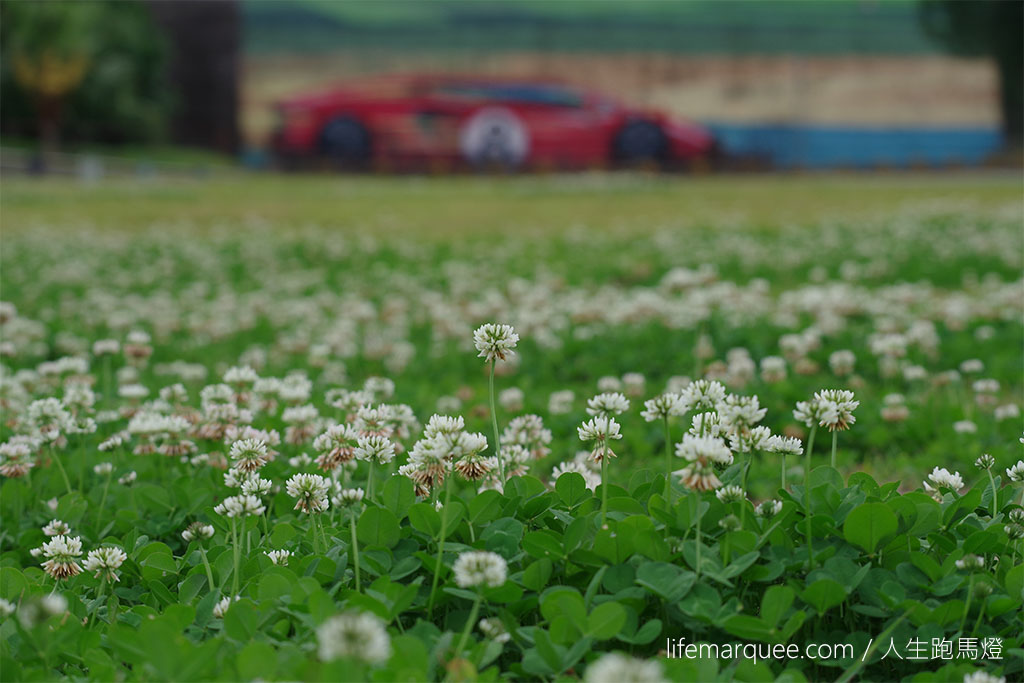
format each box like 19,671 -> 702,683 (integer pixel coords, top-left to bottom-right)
0,176 -> 1021,682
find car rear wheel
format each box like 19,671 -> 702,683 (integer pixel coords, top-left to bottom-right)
613,120 -> 667,166
319,116 -> 372,168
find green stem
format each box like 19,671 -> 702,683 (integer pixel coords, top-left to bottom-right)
95,472 -> 112,528
663,417 -> 673,502
695,493 -> 703,579
427,476 -> 453,616
488,360 -> 502,482
741,457 -> 752,528
367,460 -> 375,500
199,545 -> 215,590
600,443 -> 609,528
350,515 -> 361,593
959,573 -> 974,633
52,447 -> 73,497
94,577 -> 107,621
805,424 -> 818,569
312,513 -> 321,555
455,592 -> 483,658
230,518 -> 240,596
319,514 -> 329,551
781,452 -> 787,492
830,430 -> 838,470
985,469 -> 998,518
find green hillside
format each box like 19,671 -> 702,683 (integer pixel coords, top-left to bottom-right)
244,0 -> 944,55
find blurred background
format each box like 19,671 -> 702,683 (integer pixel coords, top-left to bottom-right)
1,0 -> 1021,177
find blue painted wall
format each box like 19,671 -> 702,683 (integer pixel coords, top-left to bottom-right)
706,124 -> 1003,169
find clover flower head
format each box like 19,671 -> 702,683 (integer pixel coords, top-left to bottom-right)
813,389 -> 859,431
212,595 -> 239,618
974,454 -> 996,470
265,550 -> 293,566
285,473 -> 330,514
955,554 -> 985,571
1006,460 -> 1024,482
42,519 -> 70,537
640,392 -> 688,422
182,522 -> 215,542
585,392 -> 630,417
41,535 -> 83,580
478,617 -> 510,644
228,438 -> 269,473
926,467 -> 964,492
756,499 -> 783,518
681,379 -> 726,412
453,550 -> 508,588
317,611 -> 392,664
585,653 -> 664,683
577,415 -> 622,462
214,494 -> 266,518
333,487 -> 365,508
354,434 -> 396,465
715,485 -> 746,504
83,546 -> 127,582
473,323 -> 519,363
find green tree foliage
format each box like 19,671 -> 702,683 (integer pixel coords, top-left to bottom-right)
0,0 -> 171,149
920,0 -> 1023,147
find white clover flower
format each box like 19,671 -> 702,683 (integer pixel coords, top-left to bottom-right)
755,499 -> 783,518
41,535 -> 83,579
688,411 -> 722,438
333,487 -> 365,508
354,434 -> 396,465
498,387 -> 524,412
959,359 -> 984,374
994,404 -> 1019,421
962,672 -> 1005,683
640,393 -> 687,422
228,438 -> 269,473
241,477 -> 273,497
285,473 -> 330,514
548,390 -> 575,415
478,617 -> 510,643
93,462 -> 113,475
0,598 -> 15,617
955,554 -> 985,571
551,459 -> 602,491
577,415 -> 623,462
0,441 -> 34,477
214,494 -> 266,518
719,394 -> 767,436
585,653 -> 664,683
793,397 -> 830,429
318,611 -> 392,663
763,434 -> 803,456
182,522 -> 215,542
1006,460 -> 1024,482
265,550 -> 293,566
453,550 -> 508,589
676,434 -> 733,466
974,454 -> 996,470
715,485 -> 746,503
98,434 -> 125,451
681,379 -> 726,412
926,467 -> 964,492
212,595 -> 239,618
501,414 -> 552,460
92,339 -> 121,356
83,546 -> 127,582
954,420 -> 978,434
223,365 -> 259,386
812,389 -> 859,431
586,392 -> 630,417
42,520 -> 71,537
759,356 -> 787,382
473,323 -> 519,363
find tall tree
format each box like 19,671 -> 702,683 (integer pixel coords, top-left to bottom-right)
920,0 -> 1023,147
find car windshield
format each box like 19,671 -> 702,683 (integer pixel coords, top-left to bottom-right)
435,82 -> 582,107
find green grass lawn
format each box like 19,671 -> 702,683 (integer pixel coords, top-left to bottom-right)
2,171 -> 1019,236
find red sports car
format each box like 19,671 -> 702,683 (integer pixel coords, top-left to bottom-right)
270,74 -> 716,171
